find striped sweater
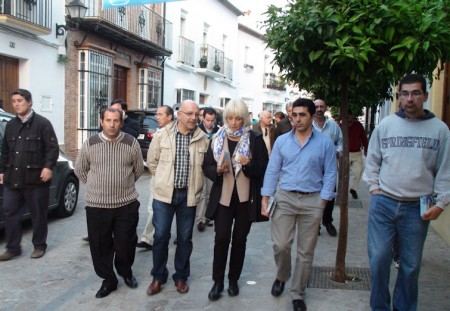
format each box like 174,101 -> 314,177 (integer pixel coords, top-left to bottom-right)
75,132 -> 145,208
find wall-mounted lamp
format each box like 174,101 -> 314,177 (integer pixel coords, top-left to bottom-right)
55,0 -> 88,38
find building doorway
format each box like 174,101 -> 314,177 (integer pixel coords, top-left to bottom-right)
113,65 -> 128,102
0,55 -> 19,112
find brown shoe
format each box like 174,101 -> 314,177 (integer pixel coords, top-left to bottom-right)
0,250 -> 21,261
30,249 -> 46,259
175,280 -> 189,294
146,280 -> 162,295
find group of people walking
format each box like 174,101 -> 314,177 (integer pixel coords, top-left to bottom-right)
0,73 -> 448,311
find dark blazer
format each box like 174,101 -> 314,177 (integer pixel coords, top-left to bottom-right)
202,130 -> 269,222
274,116 -> 292,141
252,122 -> 275,150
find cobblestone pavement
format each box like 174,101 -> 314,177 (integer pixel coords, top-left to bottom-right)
0,171 -> 449,311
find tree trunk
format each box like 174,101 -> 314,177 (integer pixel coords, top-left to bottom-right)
332,83 -> 350,283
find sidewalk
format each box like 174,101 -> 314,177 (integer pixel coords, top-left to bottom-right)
0,175 -> 449,311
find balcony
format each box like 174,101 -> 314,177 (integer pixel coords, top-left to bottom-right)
195,44 -> 225,79
77,0 -> 172,56
263,73 -> 286,92
0,0 -> 52,35
176,36 -> 195,71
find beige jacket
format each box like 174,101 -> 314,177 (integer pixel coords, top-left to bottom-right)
147,121 -> 209,207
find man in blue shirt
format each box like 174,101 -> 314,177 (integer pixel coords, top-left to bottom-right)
261,98 -> 337,311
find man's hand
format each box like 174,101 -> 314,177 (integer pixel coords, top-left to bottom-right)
40,168 -> 53,183
261,196 -> 269,217
370,189 -> 381,195
0,173 -> 3,184
422,206 -> 444,221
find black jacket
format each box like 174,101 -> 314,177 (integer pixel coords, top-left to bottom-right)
0,112 -> 59,188
202,130 -> 269,222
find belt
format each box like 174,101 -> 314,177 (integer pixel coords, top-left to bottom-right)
288,190 -> 317,195
174,188 -> 188,191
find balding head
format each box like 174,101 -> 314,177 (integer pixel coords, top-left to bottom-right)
177,100 -> 199,134
259,110 -> 272,127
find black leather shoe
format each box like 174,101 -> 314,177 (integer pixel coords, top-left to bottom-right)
136,241 -> 153,250
350,189 -> 358,199
324,223 -> 337,237
95,285 -> 117,298
292,299 -> 307,311
208,281 -> 224,301
197,222 -> 205,232
123,275 -> 138,288
227,280 -> 239,296
271,279 -> 285,297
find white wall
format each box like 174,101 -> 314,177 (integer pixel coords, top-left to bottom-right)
0,1 -> 67,145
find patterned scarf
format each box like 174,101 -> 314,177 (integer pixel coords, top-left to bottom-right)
212,124 -> 251,177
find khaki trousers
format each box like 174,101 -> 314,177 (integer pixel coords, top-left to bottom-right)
349,151 -> 364,190
140,176 -> 154,245
271,189 -> 324,300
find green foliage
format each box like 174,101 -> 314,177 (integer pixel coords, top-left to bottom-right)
264,0 -> 450,109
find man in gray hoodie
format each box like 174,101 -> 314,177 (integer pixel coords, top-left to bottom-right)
363,73 -> 449,311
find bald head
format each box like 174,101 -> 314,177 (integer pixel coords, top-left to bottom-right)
177,100 -> 199,134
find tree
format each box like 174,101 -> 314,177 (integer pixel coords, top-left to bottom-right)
264,0 -> 450,282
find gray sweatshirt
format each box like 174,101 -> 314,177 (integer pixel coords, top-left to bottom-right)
363,109 -> 450,209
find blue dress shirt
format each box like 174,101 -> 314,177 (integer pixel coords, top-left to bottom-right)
261,129 -> 337,201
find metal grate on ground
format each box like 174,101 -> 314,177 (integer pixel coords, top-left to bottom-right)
335,201 -> 363,208
307,266 -> 371,291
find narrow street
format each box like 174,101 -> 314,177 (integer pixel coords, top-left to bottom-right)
0,171 -> 449,311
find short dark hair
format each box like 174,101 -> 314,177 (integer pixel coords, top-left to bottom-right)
101,107 -> 123,122
292,98 -> 316,116
203,107 -> 216,117
274,111 -> 286,120
399,74 -> 427,94
111,99 -> 128,111
11,89 -> 32,101
161,105 -> 174,121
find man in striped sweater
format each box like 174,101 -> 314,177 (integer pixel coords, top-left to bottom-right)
75,107 -> 145,299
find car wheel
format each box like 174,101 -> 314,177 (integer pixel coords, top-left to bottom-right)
55,175 -> 79,217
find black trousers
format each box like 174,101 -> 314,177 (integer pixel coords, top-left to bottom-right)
322,185 -> 337,225
3,185 -> 50,254
212,188 -> 252,282
86,200 -> 139,289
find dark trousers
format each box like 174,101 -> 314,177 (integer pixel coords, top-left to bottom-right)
86,200 -> 140,289
3,185 -> 50,254
212,189 -> 252,282
322,185 -> 337,225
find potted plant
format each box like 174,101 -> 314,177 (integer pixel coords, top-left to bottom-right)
199,56 -> 208,68
213,63 -> 221,72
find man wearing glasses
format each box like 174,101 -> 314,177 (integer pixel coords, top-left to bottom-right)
146,100 -> 209,296
363,73 -> 450,311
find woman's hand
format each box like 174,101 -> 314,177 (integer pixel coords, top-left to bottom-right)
239,155 -> 250,166
217,160 -> 229,174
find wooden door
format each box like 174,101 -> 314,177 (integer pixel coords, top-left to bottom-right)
0,55 -> 19,113
113,65 -> 127,102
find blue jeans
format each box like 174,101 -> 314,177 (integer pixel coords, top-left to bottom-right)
151,190 -> 196,283
367,194 -> 429,311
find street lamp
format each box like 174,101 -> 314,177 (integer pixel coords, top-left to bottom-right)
55,0 -> 88,38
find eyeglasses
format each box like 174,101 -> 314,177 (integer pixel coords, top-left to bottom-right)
398,90 -> 423,98
179,111 -> 200,118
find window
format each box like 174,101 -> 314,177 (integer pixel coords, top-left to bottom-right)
139,68 -> 162,109
219,97 -> 231,108
78,50 -> 113,148
176,89 -> 195,103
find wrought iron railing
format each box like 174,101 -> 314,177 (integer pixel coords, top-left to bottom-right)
0,0 -> 52,29
83,1 -> 172,50
263,73 -> 286,91
178,36 -> 195,66
199,44 -> 224,74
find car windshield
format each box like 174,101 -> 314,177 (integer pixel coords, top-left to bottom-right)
143,116 -> 158,129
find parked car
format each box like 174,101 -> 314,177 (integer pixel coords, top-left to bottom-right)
127,109 -> 158,160
0,111 -> 79,229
